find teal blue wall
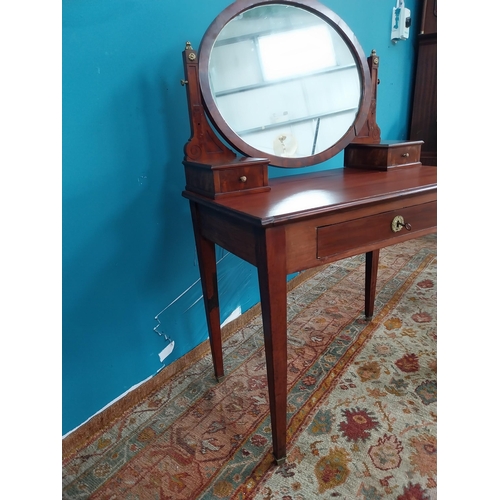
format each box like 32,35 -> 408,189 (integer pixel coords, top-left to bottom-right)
63,0 -> 421,435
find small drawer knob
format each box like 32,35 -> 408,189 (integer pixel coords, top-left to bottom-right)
401,152 -> 410,157
239,176 -> 247,183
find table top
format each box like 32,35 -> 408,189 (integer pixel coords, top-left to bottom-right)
183,165 -> 437,227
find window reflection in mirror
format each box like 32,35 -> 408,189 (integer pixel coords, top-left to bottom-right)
258,24 -> 337,81
207,4 -> 362,159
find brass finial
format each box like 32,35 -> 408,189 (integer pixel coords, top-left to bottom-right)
185,41 -> 193,50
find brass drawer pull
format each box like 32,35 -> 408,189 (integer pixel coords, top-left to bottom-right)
239,176 -> 247,183
401,152 -> 410,157
391,215 -> 412,232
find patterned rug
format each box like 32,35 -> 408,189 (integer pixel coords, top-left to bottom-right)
62,234 -> 437,499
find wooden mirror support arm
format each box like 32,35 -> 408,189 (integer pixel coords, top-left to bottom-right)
352,49 -> 381,144
181,42 -> 236,164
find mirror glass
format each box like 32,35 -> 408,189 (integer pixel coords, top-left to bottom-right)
199,1 -> 370,167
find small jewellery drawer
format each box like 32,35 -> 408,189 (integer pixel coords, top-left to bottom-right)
317,201 -> 436,259
183,157 -> 270,198
218,164 -> 266,192
385,143 -> 421,168
344,140 -> 423,170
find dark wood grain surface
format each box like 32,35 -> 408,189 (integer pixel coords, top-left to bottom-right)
184,165 -> 437,226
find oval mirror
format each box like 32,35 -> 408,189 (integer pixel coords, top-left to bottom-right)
198,0 -> 372,168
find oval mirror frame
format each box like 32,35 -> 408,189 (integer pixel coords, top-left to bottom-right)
198,0 -> 372,168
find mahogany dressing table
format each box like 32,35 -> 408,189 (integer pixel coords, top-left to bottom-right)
180,0 -> 437,464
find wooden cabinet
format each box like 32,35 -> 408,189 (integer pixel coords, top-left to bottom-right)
409,1 -> 437,166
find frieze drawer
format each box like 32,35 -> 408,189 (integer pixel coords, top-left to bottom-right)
317,201 -> 436,259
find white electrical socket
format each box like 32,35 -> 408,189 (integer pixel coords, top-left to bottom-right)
391,2 -> 411,42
